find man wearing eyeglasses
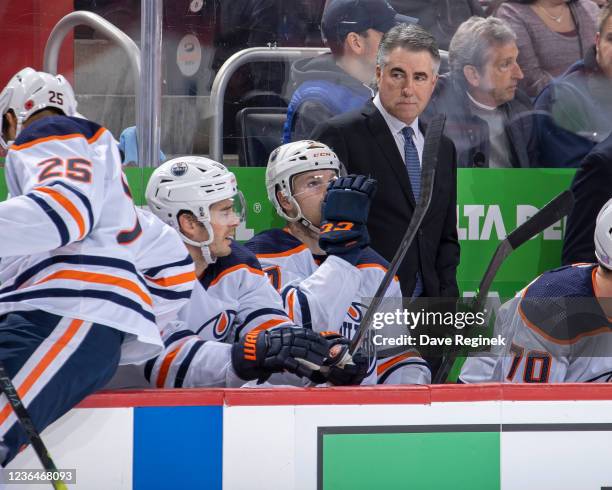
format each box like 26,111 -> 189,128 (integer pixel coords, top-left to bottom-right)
424,16 -> 538,169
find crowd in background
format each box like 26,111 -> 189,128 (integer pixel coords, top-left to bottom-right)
72,0 -> 611,169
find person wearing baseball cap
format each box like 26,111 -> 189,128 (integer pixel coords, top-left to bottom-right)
282,0 -> 416,144
321,0 -> 417,48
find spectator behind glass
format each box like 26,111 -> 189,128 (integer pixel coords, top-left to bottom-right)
282,0 -> 416,143
535,2 -> 612,167
495,0 -> 599,96
388,0 -> 485,50
424,16 -> 539,168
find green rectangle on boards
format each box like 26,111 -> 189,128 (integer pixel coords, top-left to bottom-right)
321,430 -> 500,490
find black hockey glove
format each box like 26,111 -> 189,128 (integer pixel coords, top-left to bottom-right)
310,332 -> 370,386
319,175 -> 377,265
231,326 -> 329,383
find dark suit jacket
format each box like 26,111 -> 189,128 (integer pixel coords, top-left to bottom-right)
562,133 -> 612,265
311,100 -> 460,298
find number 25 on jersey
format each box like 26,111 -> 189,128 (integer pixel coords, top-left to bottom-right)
37,157 -> 92,184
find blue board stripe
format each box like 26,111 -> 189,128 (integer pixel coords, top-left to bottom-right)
133,406 -> 223,490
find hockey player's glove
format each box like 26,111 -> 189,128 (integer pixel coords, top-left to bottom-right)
319,175 -> 377,265
231,326 -> 329,383
311,332 -> 370,386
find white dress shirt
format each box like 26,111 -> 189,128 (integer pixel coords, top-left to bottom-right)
373,93 -> 424,167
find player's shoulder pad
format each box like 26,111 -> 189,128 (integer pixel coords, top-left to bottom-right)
14,115 -> 104,147
201,240 -> 263,289
523,264 -> 595,300
519,263 -> 609,343
245,228 -> 306,258
355,246 -> 390,270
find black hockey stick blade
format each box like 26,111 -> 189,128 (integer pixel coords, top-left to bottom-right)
0,362 -> 67,490
433,189 -> 575,383
350,114 -> 446,354
506,189 -> 574,250
473,189 -> 574,312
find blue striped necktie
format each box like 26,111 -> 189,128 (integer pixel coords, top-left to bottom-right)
401,126 -> 424,297
401,126 -> 421,201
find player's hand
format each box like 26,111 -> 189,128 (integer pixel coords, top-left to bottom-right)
231,326 -> 329,383
315,332 -> 370,386
319,175 -> 377,265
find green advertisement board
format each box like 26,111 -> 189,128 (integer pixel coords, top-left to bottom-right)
319,425 -> 501,490
0,167 -> 576,299
0,167 -> 576,380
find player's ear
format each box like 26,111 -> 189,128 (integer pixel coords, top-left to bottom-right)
3,111 -> 17,142
277,190 -> 293,213
177,212 -> 197,239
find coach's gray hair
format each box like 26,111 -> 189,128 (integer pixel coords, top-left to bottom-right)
449,16 -> 517,79
376,23 -> 441,75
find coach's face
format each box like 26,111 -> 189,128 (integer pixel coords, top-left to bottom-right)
376,47 -> 438,125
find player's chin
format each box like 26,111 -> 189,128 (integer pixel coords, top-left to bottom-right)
215,240 -> 233,257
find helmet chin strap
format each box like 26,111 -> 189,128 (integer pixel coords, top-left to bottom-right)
283,194 -> 320,235
179,222 -> 218,265
298,216 -> 321,235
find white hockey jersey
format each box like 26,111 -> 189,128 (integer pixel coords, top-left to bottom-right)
145,240 -> 294,388
0,116 -> 166,363
488,264 -> 612,383
245,228 -> 431,385
106,209 -> 252,389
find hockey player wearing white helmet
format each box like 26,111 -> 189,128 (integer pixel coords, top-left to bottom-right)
246,140 -> 431,385
146,156 -> 246,268
143,156 -> 369,388
0,67 -> 167,465
0,67 -> 79,151
463,199 -> 612,384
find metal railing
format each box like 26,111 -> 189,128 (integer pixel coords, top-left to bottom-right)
209,46 -> 448,162
43,11 -> 141,89
209,46 -> 329,162
43,11 -> 150,165
138,0 -> 163,169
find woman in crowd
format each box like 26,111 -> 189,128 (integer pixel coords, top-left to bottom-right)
494,0 -> 600,96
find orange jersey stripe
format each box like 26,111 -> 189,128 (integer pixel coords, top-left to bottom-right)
517,274 -> 612,345
87,127 -> 106,144
147,271 -> 196,287
256,244 -> 308,259
249,318 -> 288,334
156,345 -> 184,388
518,300 -> 611,345
36,187 -> 86,239
0,319 -> 84,427
34,270 -> 152,306
357,263 -> 399,281
377,352 -> 417,375
208,264 -> 264,288
11,127 -> 106,151
287,289 -> 296,322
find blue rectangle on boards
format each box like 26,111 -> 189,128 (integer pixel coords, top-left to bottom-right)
133,405 -> 222,490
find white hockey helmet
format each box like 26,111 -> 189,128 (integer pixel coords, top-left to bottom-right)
146,156 -> 245,263
0,67 -> 79,149
595,198 -> 612,270
266,140 -> 345,232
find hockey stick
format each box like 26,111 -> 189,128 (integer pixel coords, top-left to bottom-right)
432,189 -> 575,383
0,361 -> 68,490
349,114 -> 446,354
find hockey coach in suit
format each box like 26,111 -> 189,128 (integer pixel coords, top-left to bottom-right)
312,23 -> 459,298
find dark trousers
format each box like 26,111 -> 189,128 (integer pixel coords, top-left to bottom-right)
0,310 -> 123,465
